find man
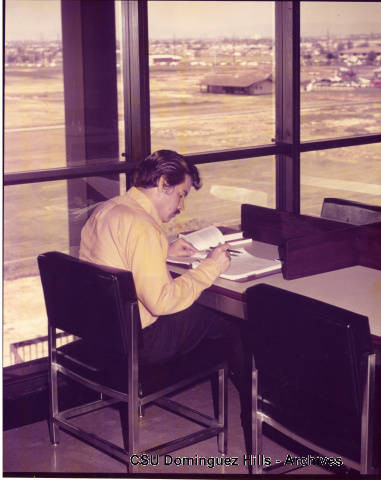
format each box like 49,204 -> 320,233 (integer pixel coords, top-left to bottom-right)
80,149 -> 249,413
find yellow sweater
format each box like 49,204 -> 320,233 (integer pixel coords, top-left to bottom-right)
79,187 -> 221,328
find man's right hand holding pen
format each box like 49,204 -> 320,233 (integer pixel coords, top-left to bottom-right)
206,243 -> 231,273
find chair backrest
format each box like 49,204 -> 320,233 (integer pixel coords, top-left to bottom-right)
38,251 -> 139,355
245,283 -> 373,420
321,198 -> 381,225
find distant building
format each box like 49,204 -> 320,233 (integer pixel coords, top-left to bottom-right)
308,68 -> 374,90
339,46 -> 381,65
149,54 -> 182,66
200,72 -> 273,95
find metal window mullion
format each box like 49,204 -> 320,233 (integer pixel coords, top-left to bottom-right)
275,1 -> 301,213
4,161 -> 137,186
121,0 -> 151,172
61,0 -> 120,251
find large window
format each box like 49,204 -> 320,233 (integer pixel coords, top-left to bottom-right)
4,0 -> 65,367
148,1 -> 276,238
3,0 -> 381,368
4,0 -> 64,173
3,181 -> 68,366
301,144 -> 381,216
163,156 -> 275,239
300,2 -> 381,141
3,176 -> 125,367
148,1 -> 275,153
3,0 -> 124,367
299,1 -> 381,215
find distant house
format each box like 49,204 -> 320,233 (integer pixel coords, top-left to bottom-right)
314,78 -> 333,87
200,73 -> 273,95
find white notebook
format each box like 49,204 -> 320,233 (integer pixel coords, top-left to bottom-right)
219,249 -> 281,281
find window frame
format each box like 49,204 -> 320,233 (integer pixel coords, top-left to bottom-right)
3,0 -> 381,398
3,0 -> 381,218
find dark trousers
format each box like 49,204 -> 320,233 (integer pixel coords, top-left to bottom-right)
140,302 -> 246,377
140,302 -> 252,450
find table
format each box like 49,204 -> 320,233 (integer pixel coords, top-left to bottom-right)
169,240 -> 381,343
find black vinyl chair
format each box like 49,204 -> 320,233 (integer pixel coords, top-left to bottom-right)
38,251 -> 228,472
320,197 -> 381,225
245,283 -> 378,475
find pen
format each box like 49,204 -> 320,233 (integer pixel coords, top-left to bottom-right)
204,247 -> 242,254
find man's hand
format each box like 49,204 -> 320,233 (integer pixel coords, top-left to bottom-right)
168,238 -> 198,257
206,244 -> 231,273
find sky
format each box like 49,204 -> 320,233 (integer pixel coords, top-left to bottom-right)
4,1 -> 381,42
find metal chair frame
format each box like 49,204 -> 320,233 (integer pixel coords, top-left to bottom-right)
252,353 -> 377,475
39,252 -> 228,472
245,283 -> 378,475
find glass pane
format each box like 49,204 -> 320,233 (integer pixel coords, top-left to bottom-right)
148,1 -> 275,154
163,156 -> 276,238
300,144 -> 381,216
4,0 -> 65,172
4,0 -> 124,173
115,0 -> 126,156
4,181 -> 68,367
301,2 -> 381,141
3,176 -> 125,367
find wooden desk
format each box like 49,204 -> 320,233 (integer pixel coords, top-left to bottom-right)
169,240 -> 381,343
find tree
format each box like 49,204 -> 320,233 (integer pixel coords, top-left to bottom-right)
326,52 -> 337,60
367,51 -> 377,65
326,52 -> 337,65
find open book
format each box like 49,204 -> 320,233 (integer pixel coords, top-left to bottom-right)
168,226 -> 282,281
179,225 -> 244,249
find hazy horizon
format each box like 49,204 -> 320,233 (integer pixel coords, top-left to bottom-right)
4,1 -> 381,42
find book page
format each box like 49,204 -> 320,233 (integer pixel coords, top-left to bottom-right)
179,225 -> 224,250
220,250 -> 281,280
167,251 -> 206,266
223,231 -> 244,242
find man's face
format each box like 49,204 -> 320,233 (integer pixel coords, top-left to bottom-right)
158,174 -> 192,223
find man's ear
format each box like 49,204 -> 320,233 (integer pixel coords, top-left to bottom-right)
158,175 -> 174,194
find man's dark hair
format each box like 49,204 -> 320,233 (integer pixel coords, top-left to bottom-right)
133,150 -> 201,190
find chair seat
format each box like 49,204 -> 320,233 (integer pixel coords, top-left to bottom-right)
56,337 -> 229,397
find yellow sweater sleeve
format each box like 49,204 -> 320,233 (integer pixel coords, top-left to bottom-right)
127,216 -> 221,318
80,198 -> 222,328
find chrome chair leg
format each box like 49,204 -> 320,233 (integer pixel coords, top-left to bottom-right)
48,364 -> 60,445
217,367 -> 227,454
252,367 -> 263,474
